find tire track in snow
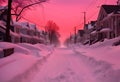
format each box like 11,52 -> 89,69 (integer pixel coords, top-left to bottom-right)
7,49 -> 54,82
31,48 -> 96,82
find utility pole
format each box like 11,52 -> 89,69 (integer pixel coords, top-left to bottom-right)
74,27 -> 77,44
5,0 -> 12,42
117,0 -> 120,5
69,32 -> 72,43
82,12 -> 86,29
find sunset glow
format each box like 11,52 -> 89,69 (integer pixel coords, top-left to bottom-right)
23,0 -> 116,42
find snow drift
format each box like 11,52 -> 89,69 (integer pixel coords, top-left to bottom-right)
73,37 -> 120,82
0,42 -> 53,82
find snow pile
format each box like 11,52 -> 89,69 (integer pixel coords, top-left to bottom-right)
17,43 -> 42,57
34,43 -> 54,56
0,42 -> 30,55
0,42 -> 53,82
73,50 -> 120,82
73,37 -> 120,82
0,53 -> 39,82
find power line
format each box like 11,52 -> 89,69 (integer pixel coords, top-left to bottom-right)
87,10 -> 99,22
87,0 -> 108,21
78,0 -> 105,27
85,0 -> 98,11
77,0 -> 99,28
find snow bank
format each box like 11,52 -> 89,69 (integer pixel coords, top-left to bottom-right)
0,53 -> 39,82
34,44 -> 54,56
90,36 -> 120,48
0,42 -> 53,82
17,43 -> 42,57
74,50 -> 120,82
0,42 -> 30,55
34,43 -> 52,51
76,37 -> 120,69
73,37 -> 120,82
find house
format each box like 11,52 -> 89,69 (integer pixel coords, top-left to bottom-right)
78,30 -> 85,37
0,6 -> 7,41
76,30 -> 85,43
37,30 -> 46,44
0,6 -> 20,43
96,5 -> 120,41
0,20 -> 21,43
0,21 -> 6,41
16,22 -> 46,44
29,23 -> 41,44
18,22 -> 31,43
82,21 -> 96,45
0,6 -> 46,44
12,22 -> 23,43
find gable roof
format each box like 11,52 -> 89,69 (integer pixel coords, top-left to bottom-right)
102,5 -> 120,14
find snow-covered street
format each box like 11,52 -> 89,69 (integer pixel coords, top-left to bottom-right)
31,47 -> 96,82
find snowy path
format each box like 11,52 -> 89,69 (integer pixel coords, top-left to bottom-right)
31,48 -> 96,82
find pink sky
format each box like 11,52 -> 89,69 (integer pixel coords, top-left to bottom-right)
24,0 -> 116,43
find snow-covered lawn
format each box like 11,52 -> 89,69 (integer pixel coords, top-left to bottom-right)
74,37 -> 120,70
72,37 -> 120,82
0,42 -> 53,82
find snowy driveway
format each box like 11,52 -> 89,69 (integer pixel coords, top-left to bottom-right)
31,48 -> 96,82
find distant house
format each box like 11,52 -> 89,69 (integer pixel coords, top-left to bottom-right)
82,21 -> 96,45
76,30 -> 85,43
78,30 -> 85,37
29,23 -> 40,44
14,22 -> 46,44
37,30 -> 46,44
12,22 -> 23,43
95,5 -> 120,41
18,22 -> 31,43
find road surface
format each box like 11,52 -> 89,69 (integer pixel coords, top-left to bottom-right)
31,47 -> 96,82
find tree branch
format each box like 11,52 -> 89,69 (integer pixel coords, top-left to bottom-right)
17,1 -> 45,18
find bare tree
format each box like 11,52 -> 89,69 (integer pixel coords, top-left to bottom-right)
0,0 -> 48,42
11,0 -> 47,21
45,20 -> 60,45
